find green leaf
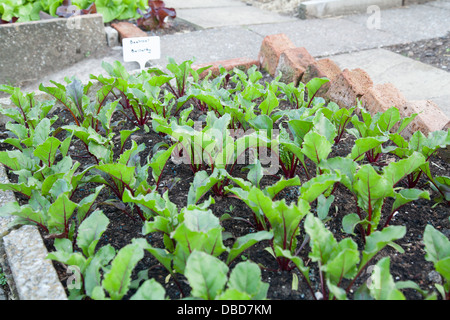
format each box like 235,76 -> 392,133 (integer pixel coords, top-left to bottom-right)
226,261 -> 269,300
119,127 -> 139,153
435,257 -> 450,282
369,257 -> 405,300
353,164 -> 395,230
423,224 -> 450,265
47,239 -> 87,272
301,131 -> 332,165
243,159 -> 264,188
377,107 -> 401,133
299,173 -> 340,204
317,194 -> 335,220
184,251 -> 229,300
274,247 -> 310,283
259,89 -> 279,116
95,163 -> 136,189
349,136 -> 388,161
76,210 -> 109,257
77,185 -> 105,223
382,152 -> 425,186
361,226 -> 406,269
323,238 -> 360,283
304,214 -> 337,265
33,136 -> 61,166
305,78 -> 329,100
47,192 -> 78,234
313,112 -> 337,144
150,144 -> 176,184
226,231 -> 273,265
287,119 -> 314,144
123,189 -> 176,220
130,279 -> 166,300
102,242 -> 144,300
342,213 -> 361,235
391,188 -> 430,213
84,245 -> 116,298
319,156 -> 358,192
263,176 -> 301,199
187,169 -> 227,205
172,209 -> 227,274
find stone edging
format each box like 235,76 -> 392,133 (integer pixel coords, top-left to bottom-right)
0,165 -> 67,300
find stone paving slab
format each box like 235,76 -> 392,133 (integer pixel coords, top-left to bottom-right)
343,3 -> 450,42
175,6 -> 296,29
425,0 -> 450,10
247,17 -> 408,57
299,0 -> 402,19
164,0 -> 246,9
327,48 -> 450,118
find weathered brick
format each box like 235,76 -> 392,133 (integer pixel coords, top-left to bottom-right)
111,21 -> 147,41
192,57 -> 259,79
275,47 -> 315,86
361,83 -> 407,114
258,33 -> 295,76
399,100 -> 450,138
326,68 -> 373,109
303,58 -> 341,83
302,58 -> 341,97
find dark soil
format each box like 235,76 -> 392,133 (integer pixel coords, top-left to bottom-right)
1,75 -> 449,301
384,32 -> 450,72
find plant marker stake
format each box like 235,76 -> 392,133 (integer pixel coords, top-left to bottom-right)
122,36 -> 161,72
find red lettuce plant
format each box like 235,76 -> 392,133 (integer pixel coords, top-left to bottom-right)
137,0 -> 176,30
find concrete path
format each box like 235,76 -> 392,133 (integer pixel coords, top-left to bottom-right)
21,0 -> 450,117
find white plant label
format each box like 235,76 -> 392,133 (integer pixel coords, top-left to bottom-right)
122,36 -> 161,71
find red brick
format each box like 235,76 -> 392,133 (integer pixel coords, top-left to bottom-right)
326,68 -> 373,109
111,22 -> 147,41
361,83 -> 407,114
192,57 -> 260,79
398,100 -> 449,138
258,33 -> 295,76
303,58 -> 341,83
443,120 -> 450,131
302,58 -> 342,97
275,47 -> 315,86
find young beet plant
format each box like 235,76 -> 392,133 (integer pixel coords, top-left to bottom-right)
225,172 -> 339,270
423,222 -> 450,300
347,105 -> 417,165
278,214 -> 430,300
140,204 -> 272,298
320,151 -> 430,241
389,129 -> 450,206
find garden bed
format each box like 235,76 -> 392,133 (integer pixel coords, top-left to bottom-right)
0,60 -> 449,301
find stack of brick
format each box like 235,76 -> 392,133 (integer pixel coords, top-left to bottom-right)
256,33 -> 449,138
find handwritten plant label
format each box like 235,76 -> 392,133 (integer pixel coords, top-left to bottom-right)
122,36 -> 161,71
